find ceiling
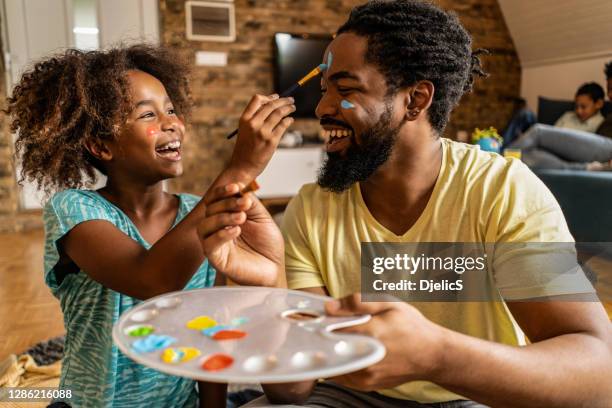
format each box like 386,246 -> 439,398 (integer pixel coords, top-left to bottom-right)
497,0 -> 612,67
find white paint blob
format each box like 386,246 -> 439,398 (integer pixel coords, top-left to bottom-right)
131,308 -> 158,322
243,355 -> 278,373
290,351 -> 327,369
155,297 -> 182,309
334,340 -> 372,357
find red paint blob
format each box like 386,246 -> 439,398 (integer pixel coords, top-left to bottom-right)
212,330 -> 247,340
201,353 -> 234,371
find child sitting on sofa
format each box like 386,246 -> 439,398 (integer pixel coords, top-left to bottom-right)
554,82 -> 605,132
508,82 -> 612,170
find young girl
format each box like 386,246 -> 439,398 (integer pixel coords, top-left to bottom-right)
7,45 -> 294,407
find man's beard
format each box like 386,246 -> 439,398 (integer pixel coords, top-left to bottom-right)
318,104 -> 401,193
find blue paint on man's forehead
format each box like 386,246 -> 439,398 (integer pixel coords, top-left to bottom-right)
326,51 -> 333,70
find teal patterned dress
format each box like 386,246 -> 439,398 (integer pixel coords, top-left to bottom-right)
43,189 -> 216,407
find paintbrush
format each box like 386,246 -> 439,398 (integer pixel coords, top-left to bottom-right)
240,180 -> 259,195
226,63 -> 328,139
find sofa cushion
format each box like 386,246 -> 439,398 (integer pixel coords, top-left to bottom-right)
534,169 -> 612,242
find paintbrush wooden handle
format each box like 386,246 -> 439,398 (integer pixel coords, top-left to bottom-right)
226,129 -> 239,139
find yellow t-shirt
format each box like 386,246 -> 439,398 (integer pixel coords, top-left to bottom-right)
281,138 -> 595,403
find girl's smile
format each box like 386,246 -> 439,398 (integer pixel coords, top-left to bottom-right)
155,138 -> 182,162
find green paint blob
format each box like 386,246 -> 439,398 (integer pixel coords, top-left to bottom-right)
128,325 -> 155,337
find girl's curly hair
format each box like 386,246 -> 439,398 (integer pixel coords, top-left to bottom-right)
5,44 -> 192,195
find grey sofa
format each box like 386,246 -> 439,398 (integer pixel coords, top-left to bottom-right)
535,169 -> 612,242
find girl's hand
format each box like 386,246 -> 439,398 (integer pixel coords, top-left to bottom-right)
197,183 -> 284,287
229,94 -> 296,178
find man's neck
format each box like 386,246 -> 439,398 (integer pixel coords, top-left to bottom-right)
360,132 -> 443,235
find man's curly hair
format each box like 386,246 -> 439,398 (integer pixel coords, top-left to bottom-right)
5,44 -> 191,195
337,0 -> 488,134
605,61 -> 612,80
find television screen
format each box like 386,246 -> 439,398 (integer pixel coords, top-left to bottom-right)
273,33 -> 333,118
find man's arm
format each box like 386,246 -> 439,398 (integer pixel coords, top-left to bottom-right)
433,301 -> 611,408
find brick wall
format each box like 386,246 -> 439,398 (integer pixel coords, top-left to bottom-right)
0,0 -> 520,231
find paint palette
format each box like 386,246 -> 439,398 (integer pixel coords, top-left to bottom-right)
112,287 -> 385,383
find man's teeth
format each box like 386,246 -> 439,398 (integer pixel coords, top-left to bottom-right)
156,140 -> 181,151
321,129 -> 353,139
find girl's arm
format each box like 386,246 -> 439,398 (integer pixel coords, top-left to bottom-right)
60,95 -> 294,299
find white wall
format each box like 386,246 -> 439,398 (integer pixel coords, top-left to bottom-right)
521,55 -> 612,113
97,0 -> 159,47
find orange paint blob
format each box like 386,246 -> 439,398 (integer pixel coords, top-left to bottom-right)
212,330 -> 247,340
201,353 -> 234,371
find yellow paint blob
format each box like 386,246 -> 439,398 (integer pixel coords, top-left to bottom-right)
161,347 -> 201,364
186,316 -> 218,330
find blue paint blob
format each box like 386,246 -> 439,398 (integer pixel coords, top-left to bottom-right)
341,99 -> 355,110
318,63 -> 328,71
230,317 -> 249,326
132,334 -> 176,354
326,51 -> 333,70
202,325 -> 234,337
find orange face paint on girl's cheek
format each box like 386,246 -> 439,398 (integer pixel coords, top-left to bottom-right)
146,126 -> 159,137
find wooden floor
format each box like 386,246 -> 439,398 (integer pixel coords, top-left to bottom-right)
0,229 -> 65,360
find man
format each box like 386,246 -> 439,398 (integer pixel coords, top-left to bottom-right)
265,1 -> 611,406
199,1 -> 611,406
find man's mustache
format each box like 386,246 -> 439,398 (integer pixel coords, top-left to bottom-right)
320,117 -> 352,129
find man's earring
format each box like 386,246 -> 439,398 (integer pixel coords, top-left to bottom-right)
409,108 -> 421,117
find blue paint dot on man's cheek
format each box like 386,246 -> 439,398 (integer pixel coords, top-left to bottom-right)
341,99 -> 355,110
